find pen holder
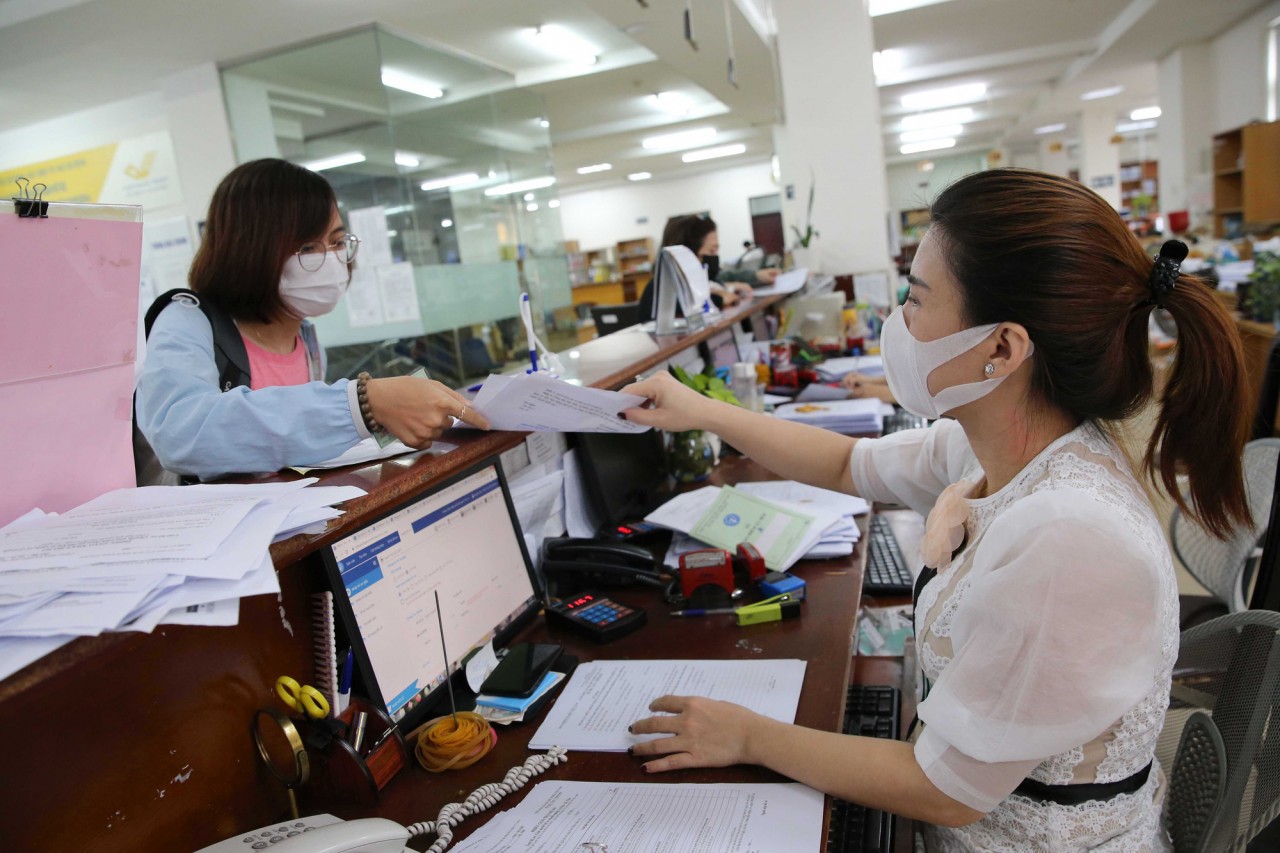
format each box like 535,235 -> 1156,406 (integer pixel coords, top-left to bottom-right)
303,697 -> 409,808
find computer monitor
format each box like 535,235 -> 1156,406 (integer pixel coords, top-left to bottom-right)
590,302 -> 642,337
320,459 -> 540,731
574,430 -> 668,527
703,327 -> 742,371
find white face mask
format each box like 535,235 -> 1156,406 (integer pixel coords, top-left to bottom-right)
880,308 -> 1024,419
278,251 -> 350,318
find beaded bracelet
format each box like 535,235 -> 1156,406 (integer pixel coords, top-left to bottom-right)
356,372 -> 381,433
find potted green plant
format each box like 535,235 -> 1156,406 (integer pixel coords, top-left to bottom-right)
667,364 -> 740,483
790,172 -> 819,270
1246,252 -> 1280,325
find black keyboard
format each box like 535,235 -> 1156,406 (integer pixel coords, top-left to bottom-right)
865,515 -> 913,595
882,410 -> 929,435
827,685 -> 901,853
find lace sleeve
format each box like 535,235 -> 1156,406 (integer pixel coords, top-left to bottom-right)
913,488 -> 1164,808
849,419 -> 972,515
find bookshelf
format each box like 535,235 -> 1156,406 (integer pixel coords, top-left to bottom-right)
1213,121 -> 1280,238
615,237 -> 653,302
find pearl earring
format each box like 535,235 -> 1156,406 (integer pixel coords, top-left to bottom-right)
984,363 -> 996,377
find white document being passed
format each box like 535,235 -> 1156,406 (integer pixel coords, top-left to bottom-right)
529,658 -> 807,751
448,781 -> 824,853
735,480 -> 870,518
470,372 -> 651,433
752,267 -> 808,296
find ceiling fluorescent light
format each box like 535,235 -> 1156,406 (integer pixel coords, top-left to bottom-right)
651,91 -> 692,115
628,172 -> 652,181
381,69 -> 444,100
899,107 -> 973,130
419,172 -> 480,192
900,138 -> 957,155
576,163 -> 613,174
900,125 -> 962,144
538,118 -> 550,129
873,49 -> 905,80
1115,120 -> 1157,133
1130,106 -> 1162,121
526,203 -> 539,212
870,0 -> 956,16
527,24 -> 598,66
395,152 -> 420,168
549,199 -> 561,208
642,127 -> 717,151
682,143 -> 747,163
484,176 -> 557,197
1035,123 -> 1067,135
441,219 -> 453,228
901,83 -> 986,111
300,152 -> 365,172
1080,85 -> 1124,101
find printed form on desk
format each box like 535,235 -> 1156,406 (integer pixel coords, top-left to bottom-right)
449,781 -> 824,853
529,659 -> 806,752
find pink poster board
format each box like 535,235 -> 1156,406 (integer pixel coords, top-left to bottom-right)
0,202 -> 143,526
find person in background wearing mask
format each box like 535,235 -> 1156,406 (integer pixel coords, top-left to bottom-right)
617,169 -> 1250,849
638,215 -> 780,318
135,159 -> 488,482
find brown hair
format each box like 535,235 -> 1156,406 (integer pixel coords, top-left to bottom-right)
929,168 -> 1249,539
188,158 -> 337,323
662,214 -> 717,256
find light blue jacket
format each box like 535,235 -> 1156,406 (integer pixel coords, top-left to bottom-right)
135,301 -> 367,481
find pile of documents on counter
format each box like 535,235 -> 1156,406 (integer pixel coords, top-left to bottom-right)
645,480 -> 869,571
774,397 -> 885,434
0,479 -> 364,681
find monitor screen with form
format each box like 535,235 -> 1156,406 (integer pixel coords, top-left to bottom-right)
321,459 -> 539,728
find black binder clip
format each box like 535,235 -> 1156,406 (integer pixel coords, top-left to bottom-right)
12,178 -> 49,219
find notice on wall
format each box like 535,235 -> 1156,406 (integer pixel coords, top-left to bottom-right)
345,265 -> 385,328
0,131 -> 183,211
139,216 -> 195,306
347,205 -> 393,267
377,262 -> 421,323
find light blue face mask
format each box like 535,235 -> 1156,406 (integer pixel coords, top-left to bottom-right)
880,308 -> 1028,419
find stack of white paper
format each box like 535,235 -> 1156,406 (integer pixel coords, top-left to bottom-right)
646,483 -> 864,570
0,480 -> 365,681
469,372 -> 651,434
775,397 -> 884,434
449,780 -> 825,853
815,354 -> 884,380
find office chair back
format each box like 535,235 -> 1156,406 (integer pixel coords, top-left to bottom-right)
1170,438 -> 1280,612
1162,610 -> 1280,852
590,302 -> 642,337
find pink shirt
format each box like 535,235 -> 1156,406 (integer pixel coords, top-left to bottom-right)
242,334 -> 310,390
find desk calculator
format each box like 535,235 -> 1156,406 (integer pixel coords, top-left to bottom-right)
545,592 -> 647,643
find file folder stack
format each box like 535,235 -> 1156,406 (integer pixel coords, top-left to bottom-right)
0,479 -> 365,681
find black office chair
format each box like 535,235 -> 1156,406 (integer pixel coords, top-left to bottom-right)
590,302 -> 642,337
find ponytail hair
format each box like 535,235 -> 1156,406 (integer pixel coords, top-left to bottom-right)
929,168 -> 1250,539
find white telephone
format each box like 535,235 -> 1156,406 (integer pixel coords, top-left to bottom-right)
194,747 -> 568,853
194,815 -> 409,852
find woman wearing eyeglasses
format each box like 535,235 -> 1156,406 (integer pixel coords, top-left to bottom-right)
135,158 -> 488,483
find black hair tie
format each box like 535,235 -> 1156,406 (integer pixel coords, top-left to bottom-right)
1149,239 -> 1188,307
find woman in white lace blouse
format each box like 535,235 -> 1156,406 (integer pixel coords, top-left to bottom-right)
619,169 -> 1251,851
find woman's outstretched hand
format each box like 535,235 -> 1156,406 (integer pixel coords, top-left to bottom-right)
620,372 -> 718,433
366,376 -> 489,448
629,695 -> 771,773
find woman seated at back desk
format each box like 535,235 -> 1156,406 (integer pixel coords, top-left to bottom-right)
135,159 -> 488,483
637,214 -> 780,319
620,169 -> 1249,850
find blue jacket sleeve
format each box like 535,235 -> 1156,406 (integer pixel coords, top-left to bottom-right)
135,301 -> 362,480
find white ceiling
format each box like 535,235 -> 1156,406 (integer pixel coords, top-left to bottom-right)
0,0 -> 1271,189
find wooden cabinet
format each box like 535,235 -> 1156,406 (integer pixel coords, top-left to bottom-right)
1120,160 -> 1158,215
615,237 -> 653,300
1214,121 -> 1280,238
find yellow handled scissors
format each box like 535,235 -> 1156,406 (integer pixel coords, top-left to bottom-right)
274,675 -> 331,719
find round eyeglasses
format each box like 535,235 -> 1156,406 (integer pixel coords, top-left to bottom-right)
295,233 -> 360,272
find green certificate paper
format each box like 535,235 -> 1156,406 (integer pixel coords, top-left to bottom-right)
689,486 -> 817,570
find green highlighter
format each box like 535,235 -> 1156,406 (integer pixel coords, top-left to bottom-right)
735,593 -> 803,626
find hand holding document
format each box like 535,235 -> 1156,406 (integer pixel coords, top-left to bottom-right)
469,372 -> 651,434
750,266 -> 808,296
449,781 -> 824,853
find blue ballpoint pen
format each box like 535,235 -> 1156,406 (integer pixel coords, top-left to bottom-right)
669,608 -> 738,617
338,648 -> 353,713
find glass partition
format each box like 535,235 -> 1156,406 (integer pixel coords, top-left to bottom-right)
221,26 -> 576,386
